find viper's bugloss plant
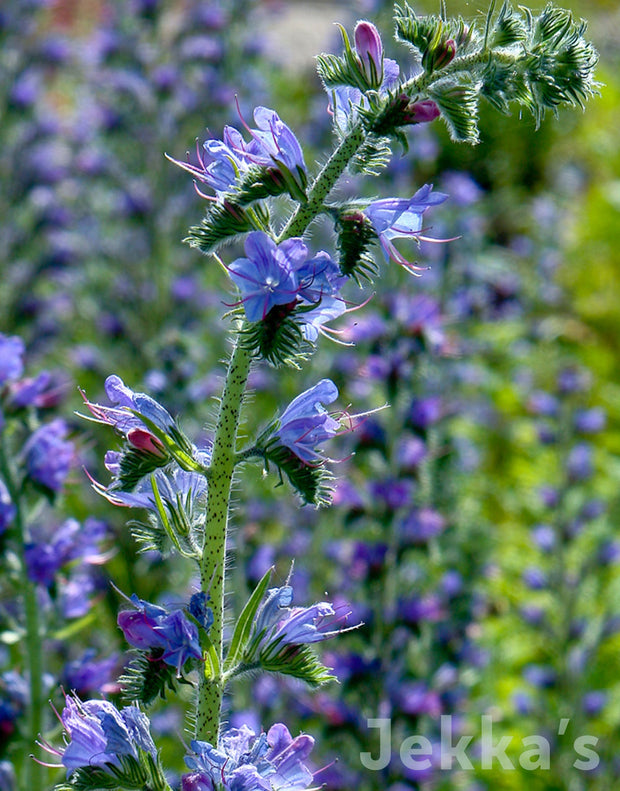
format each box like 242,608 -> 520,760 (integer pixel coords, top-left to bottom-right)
15,3 -> 597,790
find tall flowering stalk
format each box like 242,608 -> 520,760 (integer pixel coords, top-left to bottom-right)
38,3 -> 598,789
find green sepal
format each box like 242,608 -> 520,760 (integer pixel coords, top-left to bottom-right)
115,447 -> 168,492
148,474 -> 201,559
185,200 -> 255,255
237,306 -> 311,368
224,567 -> 273,674
394,6 -> 474,71
260,437 -> 334,507
487,1 -> 527,47
333,205 -> 379,283
259,640 -> 337,687
52,751 -> 170,791
233,163 -> 307,205
118,650 -> 183,707
428,78 -> 481,143
349,134 -> 394,176
234,638 -> 337,688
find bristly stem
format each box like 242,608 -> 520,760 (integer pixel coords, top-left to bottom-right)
0,442 -> 44,791
278,123 -> 366,242
196,338 -> 252,743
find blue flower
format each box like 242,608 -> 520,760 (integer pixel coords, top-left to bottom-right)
0,334 -> 24,386
228,232 -> 306,322
22,418 -> 74,492
90,463 -> 208,519
169,106 -> 306,198
81,374 -> 175,440
117,594 -> 204,675
275,379 -> 341,464
183,722 -> 315,791
253,584 -> 355,650
364,184 -> 450,271
42,694 -> 157,776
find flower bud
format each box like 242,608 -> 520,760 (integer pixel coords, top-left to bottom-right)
403,99 -> 441,125
354,20 -> 384,89
127,427 -> 167,458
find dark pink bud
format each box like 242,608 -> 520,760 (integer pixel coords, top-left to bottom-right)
127,428 -> 166,457
435,39 -> 456,70
354,20 -> 383,87
405,99 -> 441,125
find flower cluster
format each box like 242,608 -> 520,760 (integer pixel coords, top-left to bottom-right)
117,592 -> 209,676
169,105 -> 307,201
183,722 -> 314,791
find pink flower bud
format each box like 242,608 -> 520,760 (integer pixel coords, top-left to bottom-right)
405,99 -> 441,125
354,20 -> 384,87
127,428 -> 166,457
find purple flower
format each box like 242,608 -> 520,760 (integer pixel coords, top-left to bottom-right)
399,507 -> 446,543
44,694 -> 157,776
169,106 -> 306,198
0,480 -> 15,534
566,442 -> 593,481
275,379 -> 341,464
252,584 -> 355,652
23,418 -> 74,492
0,335 -> 25,386
354,20 -> 384,87
90,464 -> 208,518
364,184 -> 450,271
574,407 -> 606,434
63,649 -> 119,697
183,722 -> 314,791
228,232 -> 305,322
25,517 -> 109,587
81,374 -> 174,441
117,594 -> 203,675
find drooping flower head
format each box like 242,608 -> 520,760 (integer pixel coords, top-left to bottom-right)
364,184 -> 451,272
182,722 -> 315,791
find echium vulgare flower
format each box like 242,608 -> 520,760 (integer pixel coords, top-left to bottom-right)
168,105 -> 307,198
117,591 -> 210,675
182,722 -> 315,791
38,694 -> 157,777
22,418 -> 74,493
364,184 -> 452,272
0,333 -> 25,386
81,374 -> 175,453
251,583 -> 356,651
228,231 -> 347,333
273,379 -> 342,465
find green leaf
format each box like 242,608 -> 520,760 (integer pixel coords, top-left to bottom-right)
224,567 -> 273,673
